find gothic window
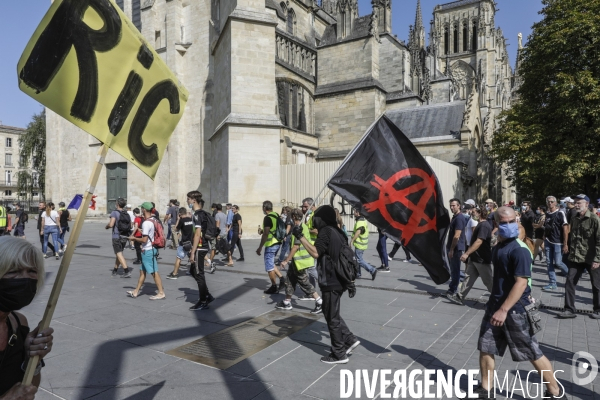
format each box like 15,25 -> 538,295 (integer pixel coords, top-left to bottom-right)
280,2 -> 286,14
276,81 -> 311,133
131,0 -> 141,31
453,26 -> 458,53
463,24 -> 468,51
287,9 -> 296,35
444,27 -> 449,55
472,22 -> 477,51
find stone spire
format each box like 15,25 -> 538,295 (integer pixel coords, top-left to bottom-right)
336,0 -> 359,39
408,0 -> 429,99
410,0 -> 425,49
321,0 -> 336,15
371,0 -> 391,34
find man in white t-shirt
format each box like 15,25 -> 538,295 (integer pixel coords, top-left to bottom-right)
127,202 -> 166,300
463,204 -> 478,244
126,204 -> 135,250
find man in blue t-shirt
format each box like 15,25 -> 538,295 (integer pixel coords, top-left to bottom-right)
446,198 -> 467,295
476,207 -> 562,399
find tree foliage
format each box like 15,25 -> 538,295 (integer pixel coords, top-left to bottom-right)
16,171 -> 32,200
491,0 -> 600,203
19,110 -> 46,199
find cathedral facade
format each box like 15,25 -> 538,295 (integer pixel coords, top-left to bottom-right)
46,0 -> 517,227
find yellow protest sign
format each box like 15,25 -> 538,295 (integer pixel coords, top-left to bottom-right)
17,0 -> 188,179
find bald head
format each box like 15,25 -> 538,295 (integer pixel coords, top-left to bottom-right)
494,206 -> 516,224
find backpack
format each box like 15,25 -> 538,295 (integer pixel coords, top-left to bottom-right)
272,213 -> 287,242
325,226 -> 358,286
199,210 -> 219,240
116,210 -> 132,235
149,217 -> 166,248
21,212 -> 28,224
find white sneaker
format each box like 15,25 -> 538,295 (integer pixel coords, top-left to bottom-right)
388,256 -> 392,261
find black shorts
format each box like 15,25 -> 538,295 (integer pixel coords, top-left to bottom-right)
112,238 -> 128,254
13,225 -> 25,237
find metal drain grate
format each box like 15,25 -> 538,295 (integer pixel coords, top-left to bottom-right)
166,310 -> 320,369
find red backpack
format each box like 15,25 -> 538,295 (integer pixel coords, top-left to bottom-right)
149,217 -> 165,249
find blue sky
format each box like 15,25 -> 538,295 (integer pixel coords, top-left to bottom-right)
0,0 -> 543,128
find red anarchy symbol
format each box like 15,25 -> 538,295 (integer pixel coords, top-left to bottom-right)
364,168 -> 438,246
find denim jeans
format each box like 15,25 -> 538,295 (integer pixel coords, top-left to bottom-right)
59,225 -> 69,249
278,235 -> 292,263
43,225 -> 65,254
264,244 -> 280,272
447,250 -> 464,294
355,249 -> 376,275
376,231 -> 389,267
544,239 -> 568,285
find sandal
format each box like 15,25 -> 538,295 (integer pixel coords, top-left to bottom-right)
226,262 -> 234,267
149,294 -> 166,300
126,290 -> 138,298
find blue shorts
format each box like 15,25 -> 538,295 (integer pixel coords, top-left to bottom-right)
141,248 -> 158,274
264,244 -> 280,272
13,225 -> 25,237
176,245 -> 188,260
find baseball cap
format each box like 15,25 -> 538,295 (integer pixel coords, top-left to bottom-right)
140,202 -> 153,211
126,204 -> 132,208
462,204 -> 473,211
561,196 -> 574,203
465,199 -> 476,206
574,194 -> 590,203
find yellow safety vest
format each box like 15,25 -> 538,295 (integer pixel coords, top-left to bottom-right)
291,223 -> 314,270
353,218 -> 369,250
307,212 -> 317,243
0,206 -> 7,228
264,212 -> 281,247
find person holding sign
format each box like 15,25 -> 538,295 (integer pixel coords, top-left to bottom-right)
0,237 -> 54,399
127,203 -> 166,300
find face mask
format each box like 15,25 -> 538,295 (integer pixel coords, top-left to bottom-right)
485,205 -> 491,211
313,216 -> 326,230
0,278 -> 38,312
472,215 -> 480,221
536,210 -> 541,215
188,203 -> 193,209
498,222 -> 519,239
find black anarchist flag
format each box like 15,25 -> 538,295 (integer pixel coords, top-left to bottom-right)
328,115 -> 450,284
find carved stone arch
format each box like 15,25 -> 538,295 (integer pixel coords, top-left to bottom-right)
280,1 -> 287,15
287,8 -> 296,35
450,60 -> 476,100
276,77 -> 315,133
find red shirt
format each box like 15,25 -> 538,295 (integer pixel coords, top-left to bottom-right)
133,217 -> 143,237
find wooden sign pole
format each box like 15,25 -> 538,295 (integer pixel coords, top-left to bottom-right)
22,143 -> 110,385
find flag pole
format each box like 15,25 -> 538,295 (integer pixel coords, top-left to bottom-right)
313,115 -> 383,207
22,143 -> 109,385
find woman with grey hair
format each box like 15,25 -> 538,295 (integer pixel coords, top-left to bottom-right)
0,237 -> 54,399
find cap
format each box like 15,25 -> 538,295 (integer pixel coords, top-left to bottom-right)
140,202 -> 153,211
465,199 -> 476,206
561,197 -> 574,203
126,204 -> 132,208
485,198 -> 494,203
574,194 -> 590,203
462,204 -> 473,210
508,200 -> 515,205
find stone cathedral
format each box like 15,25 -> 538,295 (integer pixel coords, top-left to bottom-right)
46,0 -> 518,228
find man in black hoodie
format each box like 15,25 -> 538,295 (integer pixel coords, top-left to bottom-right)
293,205 -> 360,364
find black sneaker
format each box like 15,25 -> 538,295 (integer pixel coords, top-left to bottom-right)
278,277 -> 286,292
320,353 -> 349,364
237,258 -> 245,261
310,302 -> 322,314
166,272 -> 178,280
206,293 -> 215,304
121,270 -> 132,278
189,301 -> 209,311
558,310 -> 577,319
296,294 -> 315,301
473,385 -> 492,399
276,300 -> 292,310
111,269 -> 118,277
345,340 -> 361,355
446,293 -> 464,305
371,269 -> 377,281
590,311 -> 600,319
543,390 -> 561,399
264,285 -> 278,294
133,260 -> 141,265
376,266 -> 390,272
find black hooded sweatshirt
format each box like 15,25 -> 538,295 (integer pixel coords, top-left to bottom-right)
312,206 -> 346,292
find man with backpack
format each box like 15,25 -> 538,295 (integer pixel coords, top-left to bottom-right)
187,190 -> 216,310
292,205 -> 360,364
13,202 -> 27,239
277,208 -> 323,314
105,198 -> 132,278
126,202 -> 166,300
256,200 -> 286,294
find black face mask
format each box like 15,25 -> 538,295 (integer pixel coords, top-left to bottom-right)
312,216 -> 326,231
0,278 -> 38,312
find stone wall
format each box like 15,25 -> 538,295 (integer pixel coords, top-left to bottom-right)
378,35 -> 406,93
318,38 -> 378,86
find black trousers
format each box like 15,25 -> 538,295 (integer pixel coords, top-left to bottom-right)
565,261 -> 600,312
322,290 -> 356,360
389,243 -> 411,260
134,241 -> 142,262
230,230 -> 244,258
39,233 -> 55,253
191,249 -> 210,303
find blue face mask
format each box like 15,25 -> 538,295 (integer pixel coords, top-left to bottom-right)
498,222 -> 519,239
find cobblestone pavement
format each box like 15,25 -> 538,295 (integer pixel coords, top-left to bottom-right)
16,222 -> 600,400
